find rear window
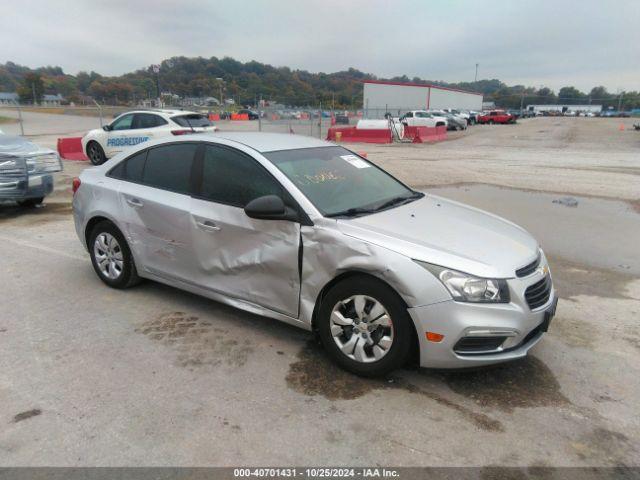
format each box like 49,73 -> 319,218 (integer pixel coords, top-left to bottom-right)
171,114 -> 212,128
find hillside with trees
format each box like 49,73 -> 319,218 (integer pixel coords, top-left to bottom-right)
1,57 -> 638,110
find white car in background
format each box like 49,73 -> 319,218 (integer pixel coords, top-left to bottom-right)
442,108 -> 471,124
400,110 -> 448,128
82,109 -> 218,165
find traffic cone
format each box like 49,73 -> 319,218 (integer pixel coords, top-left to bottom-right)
619,123 -> 625,131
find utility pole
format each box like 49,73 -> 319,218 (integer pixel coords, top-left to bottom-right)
618,92 -> 623,112
520,92 -> 525,113
32,82 -> 37,106
474,63 -> 479,83
258,94 -> 262,132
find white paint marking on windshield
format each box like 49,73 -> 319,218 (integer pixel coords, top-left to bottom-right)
340,155 -> 371,169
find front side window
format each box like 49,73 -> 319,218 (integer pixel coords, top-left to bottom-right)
199,145 -> 283,207
111,114 -> 134,131
142,144 -> 197,194
265,146 -> 417,217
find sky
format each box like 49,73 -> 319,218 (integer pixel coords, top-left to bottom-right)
3,0 -> 639,92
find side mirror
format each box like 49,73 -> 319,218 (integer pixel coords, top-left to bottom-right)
103,124 -> 112,132
244,195 -> 298,222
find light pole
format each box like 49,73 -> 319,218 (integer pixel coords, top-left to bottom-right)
474,63 -> 479,83
216,77 -> 224,111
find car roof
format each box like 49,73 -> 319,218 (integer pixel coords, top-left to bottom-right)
208,132 -> 333,153
116,109 -> 200,117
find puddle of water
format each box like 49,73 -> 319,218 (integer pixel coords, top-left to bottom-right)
136,311 -> 254,369
425,185 -> 640,276
436,357 -> 569,413
288,341 -> 581,432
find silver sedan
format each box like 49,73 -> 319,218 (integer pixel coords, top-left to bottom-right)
72,132 -> 556,376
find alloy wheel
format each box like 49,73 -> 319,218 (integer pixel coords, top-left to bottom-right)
93,232 -> 124,279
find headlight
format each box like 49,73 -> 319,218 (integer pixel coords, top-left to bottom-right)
26,153 -> 62,174
415,261 -> 510,303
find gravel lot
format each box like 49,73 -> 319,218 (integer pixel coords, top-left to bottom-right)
1,112 -> 639,467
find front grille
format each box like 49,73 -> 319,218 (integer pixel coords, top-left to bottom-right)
0,155 -> 26,179
516,254 -> 540,277
454,336 -> 508,354
525,275 -> 552,310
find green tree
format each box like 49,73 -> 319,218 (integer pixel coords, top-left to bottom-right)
17,72 -> 44,103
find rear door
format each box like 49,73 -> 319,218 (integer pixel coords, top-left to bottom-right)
115,143 -> 200,282
189,143 -> 301,317
132,113 -> 169,142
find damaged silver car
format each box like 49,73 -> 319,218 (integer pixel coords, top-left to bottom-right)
72,132 -> 556,376
0,133 -> 63,206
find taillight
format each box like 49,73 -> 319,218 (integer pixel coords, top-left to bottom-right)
171,129 -> 192,136
72,177 -> 81,195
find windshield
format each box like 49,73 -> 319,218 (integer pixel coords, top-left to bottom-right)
171,114 -> 212,127
264,146 -> 421,217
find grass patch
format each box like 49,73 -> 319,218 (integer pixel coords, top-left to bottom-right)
0,115 -> 19,124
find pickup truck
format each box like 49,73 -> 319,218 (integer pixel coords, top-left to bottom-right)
0,133 -> 63,206
477,110 -> 516,124
400,110 -> 448,128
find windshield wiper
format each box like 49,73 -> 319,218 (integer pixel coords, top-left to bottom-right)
326,191 -> 424,218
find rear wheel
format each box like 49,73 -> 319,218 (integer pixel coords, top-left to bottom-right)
17,197 -> 44,207
89,221 -> 141,289
87,141 -> 107,165
317,275 -> 414,377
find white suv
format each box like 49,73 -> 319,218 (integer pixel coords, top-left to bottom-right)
401,110 -> 448,128
82,109 -> 218,165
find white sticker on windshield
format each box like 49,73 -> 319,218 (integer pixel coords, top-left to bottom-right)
340,154 -> 371,169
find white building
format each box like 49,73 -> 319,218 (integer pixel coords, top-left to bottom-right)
363,80 -> 483,118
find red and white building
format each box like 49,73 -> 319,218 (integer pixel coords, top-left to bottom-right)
362,80 -> 483,118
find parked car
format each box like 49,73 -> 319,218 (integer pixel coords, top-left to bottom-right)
72,132 -> 556,376
0,133 -> 63,206
82,109 -> 218,165
237,109 -> 260,120
477,110 -> 516,124
429,110 -> 467,131
442,108 -> 471,124
400,110 -> 448,128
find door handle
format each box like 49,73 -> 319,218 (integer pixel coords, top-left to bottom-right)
126,197 -> 143,208
196,220 -> 221,232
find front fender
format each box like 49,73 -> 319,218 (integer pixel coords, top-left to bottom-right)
298,223 -> 450,326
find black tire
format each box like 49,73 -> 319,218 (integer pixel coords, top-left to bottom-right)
317,275 -> 414,377
88,220 -> 141,289
17,197 -> 44,207
87,141 -> 107,165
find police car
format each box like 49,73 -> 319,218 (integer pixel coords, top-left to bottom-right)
81,110 -> 218,165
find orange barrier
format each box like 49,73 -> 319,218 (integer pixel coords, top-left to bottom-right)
208,113 -> 220,121
326,126 -> 393,144
230,113 -> 249,121
57,137 -> 88,161
403,125 -> 448,143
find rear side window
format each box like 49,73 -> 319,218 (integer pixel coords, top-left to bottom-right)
199,145 -> 283,207
134,113 -> 167,129
109,150 -> 146,182
172,114 -> 212,128
142,144 -> 197,194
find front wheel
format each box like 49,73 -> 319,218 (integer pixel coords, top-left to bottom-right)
317,275 -> 415,377
87,141 -> 107,165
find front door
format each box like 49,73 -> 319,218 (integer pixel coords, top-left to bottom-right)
190,143 -> 301,317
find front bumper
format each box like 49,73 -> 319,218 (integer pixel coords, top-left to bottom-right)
409,274 -> 556,369
0,174 -> 55,200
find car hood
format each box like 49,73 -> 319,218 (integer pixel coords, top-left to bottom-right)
0,134 -> 55,157
336,195 -> 538,279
